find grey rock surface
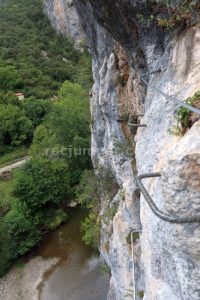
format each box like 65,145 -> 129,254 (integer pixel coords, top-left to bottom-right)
44,1 -> 200,299
43,0 -> 84,47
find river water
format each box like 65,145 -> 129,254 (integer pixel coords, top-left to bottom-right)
35,209 -> 109,300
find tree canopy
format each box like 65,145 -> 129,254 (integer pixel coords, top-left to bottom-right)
0,0 -> 92,99
0,0 -> 93,278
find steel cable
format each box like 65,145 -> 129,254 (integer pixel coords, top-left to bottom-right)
130,66 -> 200,115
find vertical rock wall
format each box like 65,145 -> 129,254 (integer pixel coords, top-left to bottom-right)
44,1 -> 200,299
43,0 -> 84,47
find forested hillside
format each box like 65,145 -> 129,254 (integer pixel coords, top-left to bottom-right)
0,0 -> 92,156
0,0 -> 93,277
0,0 -> 91,98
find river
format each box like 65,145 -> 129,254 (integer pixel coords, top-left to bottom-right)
36,209 -> 109,300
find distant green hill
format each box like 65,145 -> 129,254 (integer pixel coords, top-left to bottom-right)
0,0 -> 92,99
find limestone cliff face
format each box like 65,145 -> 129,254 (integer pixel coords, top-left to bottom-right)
43,0 -> 84,47
45,1 -> 200,299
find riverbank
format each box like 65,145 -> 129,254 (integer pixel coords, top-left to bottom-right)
0,210 -> 109,300
0,256 -> 59,300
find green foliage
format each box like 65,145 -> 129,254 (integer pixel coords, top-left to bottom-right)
30,124 -> 58,157
99,262 -> 110,275
0,155 -> 71,277
0,221 -> 12,277
119,189 -> 125,201
137,14 -> 155,27
76,170 -> 99,208
139,1 -> 200,30
171,91 -> 200,135
22,98 -> 52,128
0,0 -> 91,99
39,208 -> 68,231
137,290 -> 144,298
37,81 -> 92,184
3,202 -> 40,258
58,80 -> 87,99
0,0 -> 92,278
0,146 -> 28,168
49,81 -> 90,146
157,16 -> 181,30
0,92 -> 20,106
12,157 -> 70,211
101,202 -> 119,226
153,0 -> 198,10
98,167 -> 119,199
126,232 -> 140,245
0,178 -> 15,214
0,96 -> 51,154
0,0 -> 92,156
0,104 -> 33,150
0,65 -> 23,92
0,200 -> 40,276
74,52 -> 93,88
0,154 -> 70,276
117,74 -> 127,87
76,170 -> 100,249
81,212 -> 100,249
124,289 -> 135,298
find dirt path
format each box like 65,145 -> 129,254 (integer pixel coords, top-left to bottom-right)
0,157 -> 29,176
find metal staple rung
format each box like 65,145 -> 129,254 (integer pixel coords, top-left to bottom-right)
131,114 -> 144,117
136,173 -> 200,224
128,122 -> 147,128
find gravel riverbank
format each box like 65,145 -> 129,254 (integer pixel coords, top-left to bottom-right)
0,256 -> 59,300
